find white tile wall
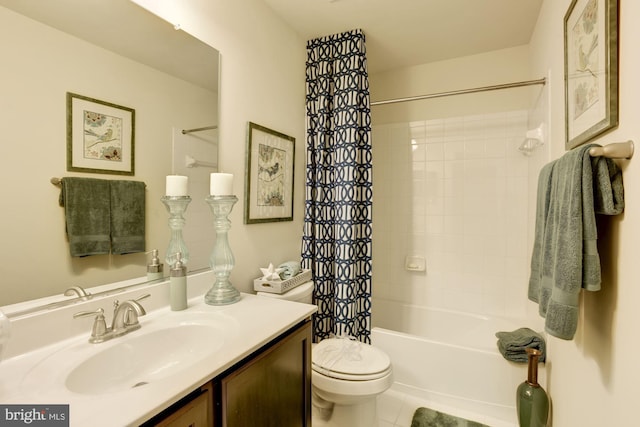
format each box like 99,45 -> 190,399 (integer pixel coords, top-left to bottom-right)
372,111 -> 531,318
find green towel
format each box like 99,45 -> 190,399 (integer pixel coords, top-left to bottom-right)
592,155 -> 625,215
278,260 -> 301,279
110,180 -> 146,255
528,160 -> 555,306
495,327 -> 546,363
59,177 -> 111,257
528,144 -> 624,340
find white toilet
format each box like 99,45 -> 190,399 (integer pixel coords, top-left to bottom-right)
257,282 -> 393,427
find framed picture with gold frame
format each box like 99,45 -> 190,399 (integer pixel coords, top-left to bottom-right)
564,0 -> 619,149
244,122 -> 295,224
66,92 -> 135,175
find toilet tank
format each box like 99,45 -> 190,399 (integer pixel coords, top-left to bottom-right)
256,281 -> 314,304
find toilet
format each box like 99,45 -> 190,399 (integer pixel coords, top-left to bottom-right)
257,282 -> 393,427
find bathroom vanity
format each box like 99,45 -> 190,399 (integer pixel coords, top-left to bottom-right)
144,319 -> 312,426
0,271 -> 316,426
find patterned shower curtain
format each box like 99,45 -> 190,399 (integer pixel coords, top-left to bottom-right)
301,29 -> 372,343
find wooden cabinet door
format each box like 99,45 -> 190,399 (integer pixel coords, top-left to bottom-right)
219,321 -> 312,427
151,383 -> 213,427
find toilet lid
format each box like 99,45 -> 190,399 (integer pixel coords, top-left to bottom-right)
312,338 -> 391,380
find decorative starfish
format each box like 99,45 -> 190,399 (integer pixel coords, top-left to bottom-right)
260,263 -> 283,281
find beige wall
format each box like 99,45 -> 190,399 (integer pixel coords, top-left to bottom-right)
131,0 -> 307,294
530,0 -> 640,425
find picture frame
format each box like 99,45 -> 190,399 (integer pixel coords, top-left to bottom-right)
244,122 -> 295,224
564,0 -> 619,149
67,92 -> 135,175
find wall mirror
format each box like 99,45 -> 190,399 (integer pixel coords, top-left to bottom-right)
0,0 -> 220,308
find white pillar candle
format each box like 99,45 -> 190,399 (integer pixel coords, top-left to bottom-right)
166,175 -> 188,196
210,173 -> 233,195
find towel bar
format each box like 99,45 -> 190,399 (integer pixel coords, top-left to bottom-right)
182,125 -> 217,134
50,177 -> 146,187
589,140 -> 634,159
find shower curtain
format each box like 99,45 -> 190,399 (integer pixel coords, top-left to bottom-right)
301,29 -> 373,343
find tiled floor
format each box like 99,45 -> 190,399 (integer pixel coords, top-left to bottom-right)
377,388 -> 420,427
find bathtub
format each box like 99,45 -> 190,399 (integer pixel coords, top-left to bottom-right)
372,299 -> 542,426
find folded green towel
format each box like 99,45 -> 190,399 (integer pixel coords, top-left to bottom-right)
110,180 -> 146,255
495,327 -> 546,363
278,261 -> 301,279
528,144 -> 624,340
59,177 -> 111,257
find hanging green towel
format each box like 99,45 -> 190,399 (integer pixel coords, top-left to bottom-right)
110,180 -> 146,255
528,144 -> 624,340
59,177 -> 111,257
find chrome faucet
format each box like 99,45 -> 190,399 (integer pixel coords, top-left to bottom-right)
74,294 -> 150,343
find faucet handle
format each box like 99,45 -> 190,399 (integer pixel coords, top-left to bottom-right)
135,293 -> 151,302
73,308 -> 109,343
73,307 -> 104,319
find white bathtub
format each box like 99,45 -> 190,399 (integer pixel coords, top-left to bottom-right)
372,299 -> 543,426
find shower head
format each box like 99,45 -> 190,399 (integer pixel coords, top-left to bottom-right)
518,124 -> 544,156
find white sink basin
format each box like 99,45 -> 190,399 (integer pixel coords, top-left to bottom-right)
65,324 -> 223,395
19,314 -> 232,397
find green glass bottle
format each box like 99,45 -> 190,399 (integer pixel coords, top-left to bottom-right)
516,348 -> 549,427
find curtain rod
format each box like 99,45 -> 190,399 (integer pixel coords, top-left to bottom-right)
182,125 -> 218,134
370,78 -> 546,106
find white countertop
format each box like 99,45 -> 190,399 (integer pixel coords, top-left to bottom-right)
0,271 -> 316,426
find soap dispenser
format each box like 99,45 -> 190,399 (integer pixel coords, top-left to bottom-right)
147,249 -> 164,281
170,252 -> 187,311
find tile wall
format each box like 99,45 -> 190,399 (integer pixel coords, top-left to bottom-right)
372,110 -> 532,319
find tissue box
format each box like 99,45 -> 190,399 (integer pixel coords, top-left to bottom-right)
253,269 -> 312,294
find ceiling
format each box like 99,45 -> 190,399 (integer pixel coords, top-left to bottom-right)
0,0 -> 218,91
263,0 -> 543,75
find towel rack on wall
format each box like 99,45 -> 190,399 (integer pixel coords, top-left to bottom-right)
182,125 -> 218,134
50,177 -> 147,187
589,140 -> 634,159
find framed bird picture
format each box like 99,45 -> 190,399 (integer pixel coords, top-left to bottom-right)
564,0 -> 619,149
66,92 -> 135,175
244,122 -> 295,224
